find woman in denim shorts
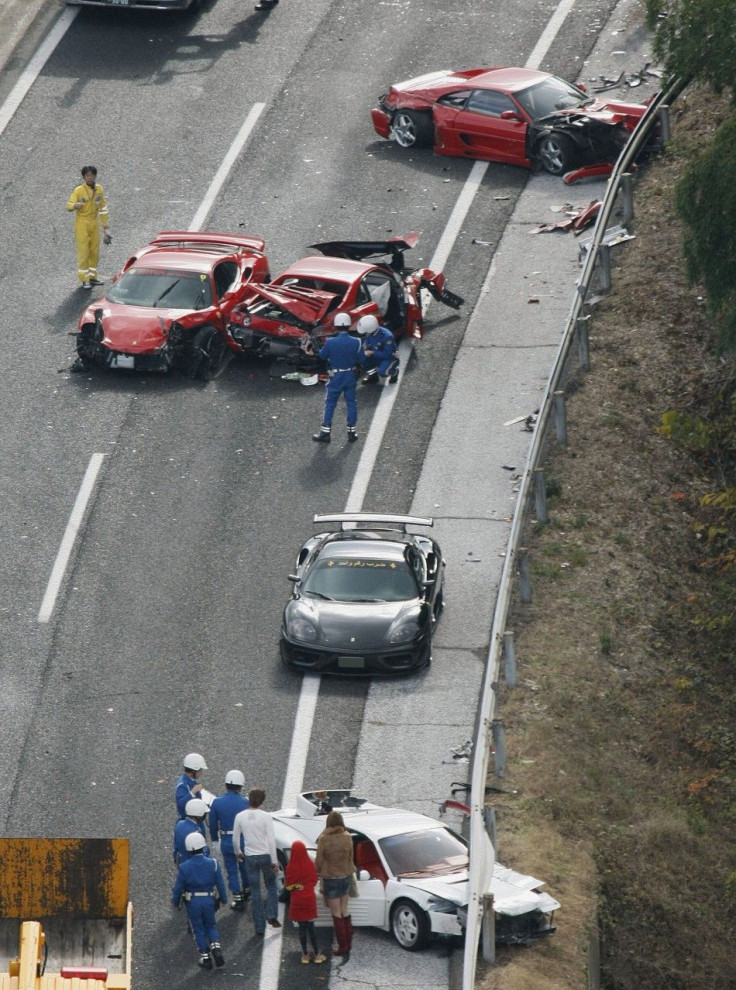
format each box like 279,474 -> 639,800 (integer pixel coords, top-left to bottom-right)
315,811 -> 356,962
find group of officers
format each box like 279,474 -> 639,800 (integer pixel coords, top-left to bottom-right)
312,313 -> 400,444
172,753 -> 266,970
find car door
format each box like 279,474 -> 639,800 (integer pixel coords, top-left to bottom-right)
443,88 -> 530,165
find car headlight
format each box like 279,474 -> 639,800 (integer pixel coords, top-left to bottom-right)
427,897 -> 459,914
289,616 -> 319,643
388,617 -> 419,644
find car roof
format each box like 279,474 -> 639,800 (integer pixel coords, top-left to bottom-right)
337,806 -> 452,841
133,247 -> 226,273
318,537 -> 408,562
277,255 -> 377,283
471,67 -> 551,92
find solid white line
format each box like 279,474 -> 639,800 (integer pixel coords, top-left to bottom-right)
189,103 -> 266,232
38,453 -> 106,624
0,7 -> 78,138
526,0 -> 577,69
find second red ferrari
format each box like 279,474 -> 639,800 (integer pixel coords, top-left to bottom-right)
371,67 -> 652,176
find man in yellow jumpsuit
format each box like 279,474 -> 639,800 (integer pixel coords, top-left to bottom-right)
66,165 -> 111,289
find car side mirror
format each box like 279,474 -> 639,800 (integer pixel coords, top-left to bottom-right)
500,110 -> 523,121
288,574 -> 299,582
356,869 -> 370,882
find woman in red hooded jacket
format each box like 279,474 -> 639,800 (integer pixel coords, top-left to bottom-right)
284,841 -> 326,964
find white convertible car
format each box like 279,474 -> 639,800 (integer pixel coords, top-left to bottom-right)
271,790 -> 560,950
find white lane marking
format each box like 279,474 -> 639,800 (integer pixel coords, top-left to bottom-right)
346,158 -> 488,512
188,102 -> 266,232
527,0 -> 577,69
38,453 -> 106,624
0,7 -> 78,138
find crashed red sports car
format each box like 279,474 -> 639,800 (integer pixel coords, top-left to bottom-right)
73,231 -> 270,379
227,233 -> 463,376
371,67 -> 652,177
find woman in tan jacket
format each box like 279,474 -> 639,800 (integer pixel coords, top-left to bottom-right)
314,811 -> 356,962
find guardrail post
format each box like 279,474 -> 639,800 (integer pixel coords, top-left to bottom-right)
620,172 -> 634,223
484,805 -> 497,850
503,630 -> 517,686
597,243 -> 612,292
577,316 -> 591,371
533,467 -> 549,524
492,720 -> 506,777
481,893 -> 496,964
518,547 -> 532,603
658,104 -> 671,144
553,390 -> 568,446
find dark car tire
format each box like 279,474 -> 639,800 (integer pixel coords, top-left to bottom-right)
391,899 -> 431,951
536,132 -> 577,176
190,326 -> 226,381
392,110 -> 434,149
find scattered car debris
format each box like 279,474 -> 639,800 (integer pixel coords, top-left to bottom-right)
592,63 -> 662,92
578,223 -> 635,263
531,199 -> 602,234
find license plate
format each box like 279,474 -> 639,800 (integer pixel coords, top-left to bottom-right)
110,354 -> 135,369
338,656 -> 365,669
105,0 -> 130,5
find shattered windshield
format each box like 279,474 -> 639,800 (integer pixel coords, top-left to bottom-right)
107,268 -> 213,309
514,77 -> 588,120
379,828 -> 469,878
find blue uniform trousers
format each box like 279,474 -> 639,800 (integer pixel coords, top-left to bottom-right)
185,896 -> 220,953
323,370 -> 358,428
222,846 -> 249,896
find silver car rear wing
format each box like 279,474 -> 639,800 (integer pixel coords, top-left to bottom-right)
313,513 -> 433,531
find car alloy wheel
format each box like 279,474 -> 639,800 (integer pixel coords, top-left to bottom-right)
537,132 -> 576,176
391,898 -> 431,951
391,110 -> 434,149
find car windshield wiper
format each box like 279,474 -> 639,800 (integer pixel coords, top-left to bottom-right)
351,597 -> 386,603
152,279 -> 181,307
304,590 -> 334,600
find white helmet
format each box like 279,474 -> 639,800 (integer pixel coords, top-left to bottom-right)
185,798 -> 209,818
333,312 -> 351,328
183,753 -> 207,772
225,770 -> 245,787
185,832 -> 207,853
357,315 -> 379,335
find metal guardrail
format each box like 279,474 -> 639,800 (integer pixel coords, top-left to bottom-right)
461,77 -> 688,989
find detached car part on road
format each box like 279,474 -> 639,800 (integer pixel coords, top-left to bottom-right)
228,233 -> 463,378
272,790 -> 560,950
372,67 -> 653,177
73,231 -> 270,379
281,514 -> 445,676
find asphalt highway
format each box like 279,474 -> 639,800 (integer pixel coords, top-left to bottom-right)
0,1 -> 650,988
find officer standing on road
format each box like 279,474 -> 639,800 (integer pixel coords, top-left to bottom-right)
172,832 -> 228,970
312,313 -> 364,445
65,165 -> 111,290
357,315 -> 399,385
209,770 -> 251,912
175,753 -> 208,819
173,799 -> 210,866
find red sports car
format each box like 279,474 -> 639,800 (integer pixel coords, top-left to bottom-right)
227,233 -> 462,376
371,67 -> 651,176
74,232 -> 270,379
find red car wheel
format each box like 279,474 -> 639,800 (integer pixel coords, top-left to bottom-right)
392,110 -> 434,149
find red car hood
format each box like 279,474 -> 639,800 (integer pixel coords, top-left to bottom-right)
553,98 -> 646,125
245,283 -> 336,327
79,302 -> 187,354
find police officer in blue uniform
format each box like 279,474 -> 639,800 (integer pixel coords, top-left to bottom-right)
175,752 -> 207,819
312,312 -> 364,444
209,770 -> 251,911
173,799 -> 209,866
172,832 -> 228,970
357,314 -> 400,385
